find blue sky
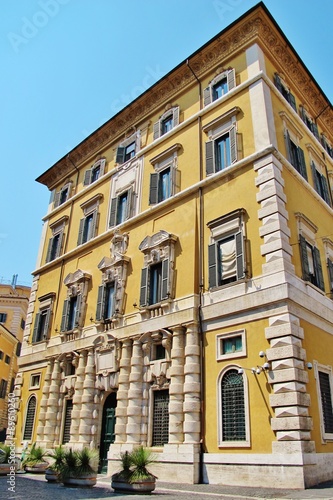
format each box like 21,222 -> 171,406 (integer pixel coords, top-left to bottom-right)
1,0 -> 332,286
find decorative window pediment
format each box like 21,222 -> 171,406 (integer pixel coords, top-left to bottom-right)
60,270 -> 91,336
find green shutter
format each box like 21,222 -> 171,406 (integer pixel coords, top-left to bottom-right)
173,107 -> 179,127
57,231 -> 64,258
153,121 -> 160,140
43,308 -> 51,340
288,92 -> 296,112
297,147 -> 308,181
60,299 -> 70,332
89,210 -> 98,240
140,268 -> 148,307
313,246 -> 325,291
54,191 -> 60,207
230,126 -> 237,164
83,169 -> 92,186
328,259 -> 333,292
161,259 -> 169,300
227,69 -> 236,91
274,73 -> 282,93
321,175 -> 332,206
299,234 -> 310,282
96,285 -> 105,321
109,198 -> 117,227
32,313 -> 41,343
235,232 -> 245,280
284,129 -> 292,164
116,146 -> 125,164
203,86 -> 211,106
311,122 -> 320,140
300,106 -> 307,123
208,243 -> 217,288
205,141 -> 215,175
77,218 -> 85,245
74,293 -> 82,327
311,162 -> 320,194
149,173 -> 159,205
125,187 -> 133,220
46,237 -> 53,263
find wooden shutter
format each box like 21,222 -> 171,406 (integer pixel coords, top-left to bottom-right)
109,197 -> 117,227
43,308 -> 51,340
77,218 -> 85,245
311,122 -> 320,140
227,69 -> 236,91
46,237 -> 53,263
328,259 -> 333,292
297,147 -> 308,181
161,259 -> 169,300
99,158 -> 106,175
74,293 -> 82,328
284,129 -> 292,164
32,313 -> 40,343
288,92 -> 296,112
57,231 -> 64,258
299,234 -> 310,282
89,210 -> 98,240
313,246 -> 325,291
83,169 -> 92,186
60,299 -> 70,332
116,146 -> 125,164
203,86 -> 211,106
300,106 -> 307,123
319,371 -> 333,434
153,121 -> 160,140
208,243 -> 217,288
230,126 -> 237,164
54,191 -> 60,208
274,73 -> 283,93
205,141 -> 215,175
311,162 -> 320,194
149,173 -> 159,205
235,232 -> 245,280
125,187 -> 133,220
173,107 -> 180,127
140,268 -> 149,307
96,284 -> 105,321
321,176 -> 332,206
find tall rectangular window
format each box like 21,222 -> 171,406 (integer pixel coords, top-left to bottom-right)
204,69 -> 236,106
62,399 -> 73,444
140,259 -> 169,307
205,126 -> 237,175
152,390 -> 169,446
32,308 -> 51,343
299,235 -> 324,291
60,294 -> 81,333
317,369 -> 333,439
0,379 -> 7,399
0,313 -> 7,323
284,130 -> 307,180
96,282 -> 115,322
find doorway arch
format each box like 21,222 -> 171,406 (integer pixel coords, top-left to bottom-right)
99,392 -> 117,473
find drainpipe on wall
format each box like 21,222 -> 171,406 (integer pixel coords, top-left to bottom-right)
186,59 -> 205,484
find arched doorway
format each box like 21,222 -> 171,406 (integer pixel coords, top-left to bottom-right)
99,392 -> 117,473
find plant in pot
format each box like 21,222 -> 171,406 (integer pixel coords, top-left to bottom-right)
0,444 -> 13,475
22,442 -> 49,473
45,445 -> 65,482
58,446 -> 99,487
111,446 -> 157,493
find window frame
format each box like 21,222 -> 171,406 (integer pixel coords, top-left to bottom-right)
284,129 -> 308,180
149,144 -> 181,205
0,379 -> 8,399
310,161 -> 332,206
96,281 -> 116,322
216,330 -> 246,361
46,217 -> 67,263
77,195 -> 102,246
204,68 -> 236,106
32,293 -> 55,344
151,388 -> 170,447
115,132 -> 140,165
23,394 -> 37,441
299,234 -> 325,292
153,106 -> 179,140
109,187 -> 133,228
54,181 -> 72,208
29,373 -> 41,389
314,362 -> 333,442
274,73 -> 297,111
83,158 -> 106,186
300,106 -> 320,140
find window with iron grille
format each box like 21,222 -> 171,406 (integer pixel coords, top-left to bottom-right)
319,371 -> 333,435
221,369 -> 246,442
62,399 -> 73,444
0,379 -> 7,399
23,395 -> 36,440
152,390 -> 169,446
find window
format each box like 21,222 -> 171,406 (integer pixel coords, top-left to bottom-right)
0,351 -> 3,360
61,269 -> 91,335
16,342 -> 21,356
30,374 -> 41,389
54,182 -> 72,207
149,144 -> 181,205
0,313 -> 7,323
62,399 -> 73,444
152,390 -> 169,446
139,231 -> 178,308
83,158 -> 106,185
300,106 -> 320,140
0,379 -> 7,398
153,106 -> 179,140
315,363 -> 333,441
328,258 -> 333,295
116,132 -> 140,164
216,330 -> 246,360
21,318 -> 25,330
23,395 -> 36,440
109,188 -> 133,227
204,69 -> 236,106
274,73 -> 296,111
46,217 -> 67,263
5,355 -> 10,365
153,343 -> 166,361
208,209 -> 246,288
220,369 -> 248,444
61,294 -> 80,332
311,162 -> 332,206
284,130 -> 307,180
32,293 -> 55,343
96,281 -> 116,322
321,134 -> 333,160
299,234 -> 324,291
65,361 -> 76,377
78,195 -> 102,245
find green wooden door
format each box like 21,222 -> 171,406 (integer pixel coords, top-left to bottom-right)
99,393 -> 117,473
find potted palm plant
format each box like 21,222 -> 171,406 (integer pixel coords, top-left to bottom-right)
111,446 -> 157,493
22,442 -> 49,473
58,446 -> 98,487
0,444 -> 12,475
45,445 -> 65,482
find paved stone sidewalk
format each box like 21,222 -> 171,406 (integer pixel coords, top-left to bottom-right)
2,473 -> 333,500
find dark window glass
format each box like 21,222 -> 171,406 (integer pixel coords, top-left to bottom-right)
150,263 -> 162,305
83,213 -> 94,243
0,313 -> 7,323
161,116 -> 173,135
117,192 -> 128,225
62,399 -> 73,444
152,390 -> 169,446
5,355 -> 10,365
159,168 -> 171,201
23,396 -> 36,440
213,77 -> 228,100
215,133 -> 231,171
319,371 -> 333,434
91,165 -> 101,183
68,296 -> 78,331
124,142 -> 136,161
105,282 -> 115,319
221,369 -> 246,441
59,187 -> 69,205
155,344 -> 166,360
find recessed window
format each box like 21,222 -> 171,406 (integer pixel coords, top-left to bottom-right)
96,281 -> 116,322
21,318 -> 25,330
30,374 -> 41,389
83,159 -> 106,185
0,379 -> 7,398
299,235 -> 324,291
152,389 -> 169,446
116,132 -> 140,164
315,363 -> 333,441
274,73 -> 297,111
153,107 -> 180,140
62,399 -> 73,444
220,369 -> 246,442
23,395 -> 37,440
0,351 -> 3,361
5,355 -> 10,365
204,69 -> 236,106
284,130 -> 307,180
153,344 -> 166,361
216,330 -> 246,360
32,308 -> 51,343
0,313 -> 7,323
65,361 -> 76,377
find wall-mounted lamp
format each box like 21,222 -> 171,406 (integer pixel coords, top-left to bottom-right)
306,362 -> 313,370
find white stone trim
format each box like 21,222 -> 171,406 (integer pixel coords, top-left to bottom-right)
216,329 -> 246,361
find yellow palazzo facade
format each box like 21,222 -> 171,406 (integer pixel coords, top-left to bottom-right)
14,3 -> 333,488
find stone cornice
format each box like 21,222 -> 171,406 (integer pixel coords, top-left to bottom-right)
36,4 -> 332,190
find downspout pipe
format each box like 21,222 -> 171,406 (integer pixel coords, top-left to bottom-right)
186,59 -> 205,484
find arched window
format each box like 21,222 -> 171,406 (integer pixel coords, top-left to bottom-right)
23,395 -> 37,441
218,367 -> 250,446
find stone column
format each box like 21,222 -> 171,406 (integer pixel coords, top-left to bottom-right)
36,359 -> 53,443
114,340 -> 132,444
78,349 -> 96,446
126,339 -> 143,444
69,350 -> 86,445
169,326 -> 185,443
183,323 -> 201,443
44,359 -> 61,447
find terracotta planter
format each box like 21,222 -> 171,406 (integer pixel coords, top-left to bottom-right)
0,463 -> 12,475
111,477 -> 156,493
25,462 -> 49,473
45,467 -> 59,482
62,472 -> 97,487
